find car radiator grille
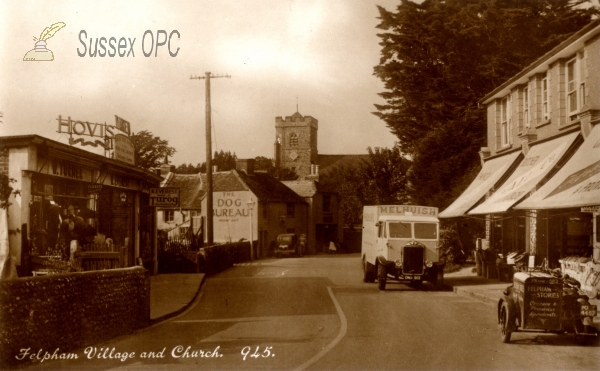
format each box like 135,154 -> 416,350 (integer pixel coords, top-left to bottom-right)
403,246 -> 424,274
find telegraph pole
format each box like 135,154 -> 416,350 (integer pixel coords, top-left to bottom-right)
190,72 -> 230,246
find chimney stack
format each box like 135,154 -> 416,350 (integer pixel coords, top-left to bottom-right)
236,158 -> 255,175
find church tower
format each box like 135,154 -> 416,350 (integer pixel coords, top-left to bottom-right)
274,112 -> 318,179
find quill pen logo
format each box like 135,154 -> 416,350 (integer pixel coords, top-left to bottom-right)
23,22 -> 66,61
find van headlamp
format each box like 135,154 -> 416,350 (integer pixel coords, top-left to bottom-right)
425,260 -> 433,268
395,259 -> 402,268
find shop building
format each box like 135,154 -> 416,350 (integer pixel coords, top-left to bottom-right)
0,135 -> 162,276
440,20 -> 600,292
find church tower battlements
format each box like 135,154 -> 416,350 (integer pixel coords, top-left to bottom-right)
274,112 -> 318,179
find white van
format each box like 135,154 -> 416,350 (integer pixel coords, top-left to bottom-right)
361,205 -> 444,290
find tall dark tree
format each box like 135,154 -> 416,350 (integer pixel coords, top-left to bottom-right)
212,150 -> 237,171
359,146 -> 410,205
321,146 -> 410,226
130,130 -> 176,171
254,156 -> 275,172
373,0 -> 597,207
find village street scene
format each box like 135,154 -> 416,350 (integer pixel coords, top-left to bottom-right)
1,0 -> 600,370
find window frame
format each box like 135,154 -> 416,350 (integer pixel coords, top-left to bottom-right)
523,86 -> 529,129
290,133 -> 298,147
500,96 -> 510,147
542,77 -> 549,121
164,210 -> 174,223
567,58 -> 578,115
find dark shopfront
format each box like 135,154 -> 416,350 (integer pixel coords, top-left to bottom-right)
488,209 -> 593,270
1,135 -> 161,276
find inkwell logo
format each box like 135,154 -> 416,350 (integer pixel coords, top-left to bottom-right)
23,22 -> 66,61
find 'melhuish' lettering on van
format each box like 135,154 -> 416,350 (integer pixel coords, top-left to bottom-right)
378,205 -> 438,216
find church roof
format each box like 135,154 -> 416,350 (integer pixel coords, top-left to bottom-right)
316,154 -> 369,175
290,111 -> 303,119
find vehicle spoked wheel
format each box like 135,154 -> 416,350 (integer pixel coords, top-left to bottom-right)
500,302 -> 513,343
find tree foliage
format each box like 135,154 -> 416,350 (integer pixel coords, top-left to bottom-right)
130,130 -> 176,171
321,146 -> 410,226
373,0 -> 597,207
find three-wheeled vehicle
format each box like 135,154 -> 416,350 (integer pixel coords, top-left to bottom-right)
274,234 -> 299,257
498,270 -> 598,344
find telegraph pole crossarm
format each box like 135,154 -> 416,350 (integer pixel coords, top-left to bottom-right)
190,72 -> 231,247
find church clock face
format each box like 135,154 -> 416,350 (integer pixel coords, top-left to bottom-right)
289,151 -> 298,161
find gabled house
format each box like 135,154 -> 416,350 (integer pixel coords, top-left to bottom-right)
157,172 -> 204,237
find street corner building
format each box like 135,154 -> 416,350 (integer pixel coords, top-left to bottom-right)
439,20 -> 600,297
156,159 -> 310,259
0,135 -> 163,278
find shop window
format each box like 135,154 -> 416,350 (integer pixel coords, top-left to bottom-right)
164,210 -> 174,222
286,228 -> 295,234
287,203 -> 295,218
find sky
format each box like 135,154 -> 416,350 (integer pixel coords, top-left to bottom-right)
0,0 -> 401,166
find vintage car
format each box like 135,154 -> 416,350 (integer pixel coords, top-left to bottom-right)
498,271 -> 597,344
274,234 -> 298,257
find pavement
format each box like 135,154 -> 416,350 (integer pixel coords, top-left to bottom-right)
148,264 -> 599,329
150,273 -> 205,322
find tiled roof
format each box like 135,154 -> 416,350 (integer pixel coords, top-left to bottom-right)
316,154 -> 368,175
236,170 -> 306,204
282,180 -> 337,198
200,171 -> 248,193
161,173 -> 204,209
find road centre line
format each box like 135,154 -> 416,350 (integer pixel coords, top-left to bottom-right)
293,286 -> 348,371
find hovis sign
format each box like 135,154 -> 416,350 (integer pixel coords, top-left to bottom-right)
149,187 -> 180,207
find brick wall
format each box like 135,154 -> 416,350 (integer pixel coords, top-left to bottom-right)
0,267 -> 150,366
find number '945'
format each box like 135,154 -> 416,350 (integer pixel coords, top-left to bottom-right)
241,346 -> 274,360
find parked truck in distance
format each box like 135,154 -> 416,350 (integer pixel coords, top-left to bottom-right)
361,205 -> 444,290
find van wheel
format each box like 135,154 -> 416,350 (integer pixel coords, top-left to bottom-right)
433,270 -> 444,291
499,302 -> 514,343
377,264 -> 386,290
363,259 -> 375,283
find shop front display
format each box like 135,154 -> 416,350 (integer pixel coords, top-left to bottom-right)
0,135 -> 162,276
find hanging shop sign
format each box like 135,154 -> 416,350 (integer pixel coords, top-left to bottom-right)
113,134 -> 135,165
149,187 -> 180,207
115,115 -> 131,136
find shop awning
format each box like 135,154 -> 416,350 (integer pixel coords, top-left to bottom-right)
468,131 -> 580,215
438,151 -> 521,218
516,125 -> 600,210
